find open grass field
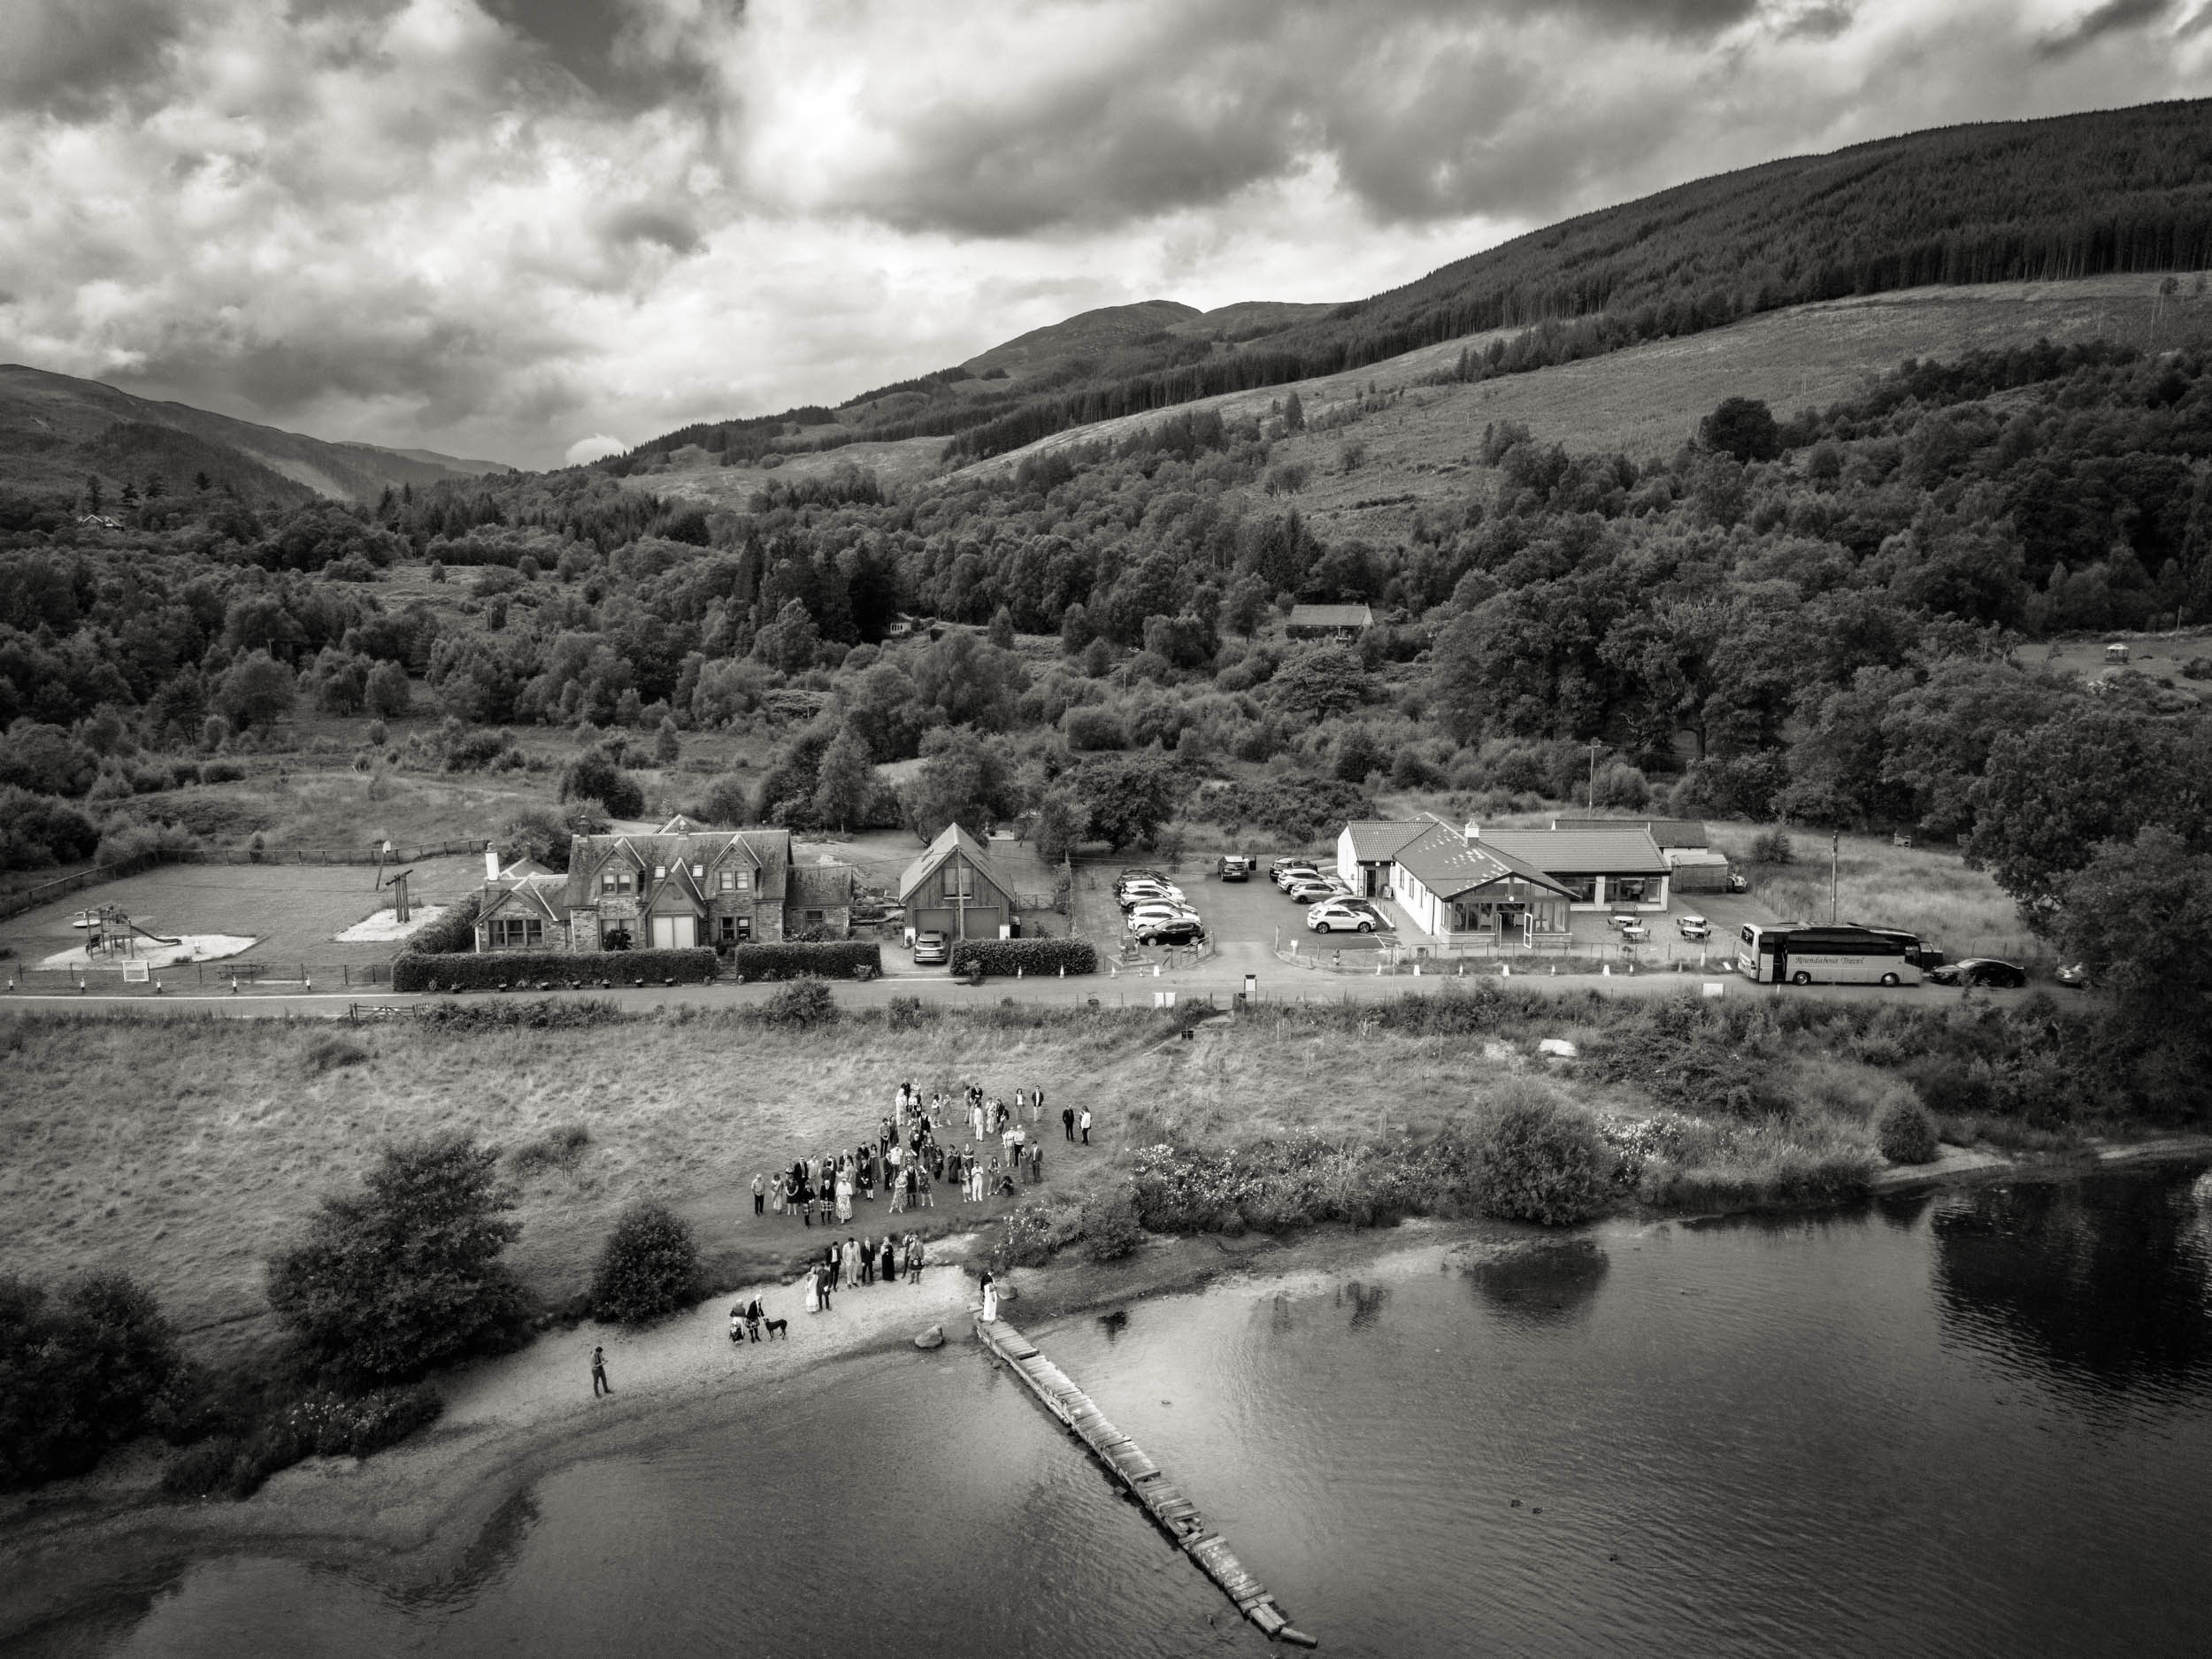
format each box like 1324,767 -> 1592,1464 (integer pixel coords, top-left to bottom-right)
0,1006 -> 1663,1356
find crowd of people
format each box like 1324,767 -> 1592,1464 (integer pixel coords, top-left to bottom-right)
733,1080 -> 1098,1329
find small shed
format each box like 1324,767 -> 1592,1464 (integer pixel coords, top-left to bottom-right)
1663,847 -> 1734,892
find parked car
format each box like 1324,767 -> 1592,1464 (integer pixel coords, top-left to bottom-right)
1271,859 -> 1319,888
1125,902 -> 1200,932
1726,872 -> 1749,894
1306,900 -> 1377,934
1925,957 -> 2028,988
2055,962 -> 2092,990
1284,877 -> 1340,904
1677,915 -> 1712,941
912,930 -> 949,965
1134,918 -> 1207,946
1218,853 -> 1256,881
1117,880 -> 1186,909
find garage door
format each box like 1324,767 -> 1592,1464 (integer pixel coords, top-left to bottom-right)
650,915 -> 694,949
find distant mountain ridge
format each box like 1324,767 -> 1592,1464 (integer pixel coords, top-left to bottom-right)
614,96 -> 2212,473
0,363 -> 514,505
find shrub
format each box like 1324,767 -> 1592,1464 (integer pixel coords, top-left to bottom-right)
558,751 -> 645,818
1080,1187 -> 1146,1262
303,1033 -> 368,1074
589,1200 -> 703,1325
948,938 -> 1098,977
158,1384 -> 442,1501
1877,1098 -> 1940,1164
265,1133 -> 529,1386
761,977 -> 838,1028
0,786 -> 100,869
884,994 -> 935,1030
2180,657 -> 2211,681
392,944 -> 715,991
1467,1085 -> 1609,1225
200,761 -> 246,784
732,941 -> 881,981
1063,706 -> 1129,750
396,893 -> 480,957
0,1271 -> 183,1490
417,998 -> 632,1032
1747,826 -> 1794,865
989,1203 -> 1085,1271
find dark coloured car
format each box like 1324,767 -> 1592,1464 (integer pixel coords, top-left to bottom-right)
1218,854 -> 1256,881
1925,957 -> 2027,989
1134,918 -> 1206,947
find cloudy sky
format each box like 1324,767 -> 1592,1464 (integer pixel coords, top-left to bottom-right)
3,0 -> 2209,469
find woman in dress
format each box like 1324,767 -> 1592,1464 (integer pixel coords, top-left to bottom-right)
836,1166 -> 854,1225
845,1236 -> 861,1290
979,1270 -> 998,1324
803,1264 -> 821,1314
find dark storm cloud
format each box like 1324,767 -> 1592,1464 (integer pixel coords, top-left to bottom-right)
808,0 -> 1784,235
0,0 -> 186,113
2035,0 -> 2174,57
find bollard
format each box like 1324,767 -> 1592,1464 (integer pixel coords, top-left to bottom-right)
1153,963 -> 1162,978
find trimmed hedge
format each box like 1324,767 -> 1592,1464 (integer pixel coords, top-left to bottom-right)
394,947 -> 718,992
949,937 -> 1098,977
404,894 -> 480,956
733,941 -> 882,982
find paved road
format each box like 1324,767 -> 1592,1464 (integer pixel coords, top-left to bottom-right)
0,960 -> 2039,1021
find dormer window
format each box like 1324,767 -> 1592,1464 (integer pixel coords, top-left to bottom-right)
653,864 -> 666,879
691,863 -> 704,881
601,868 -> 634,895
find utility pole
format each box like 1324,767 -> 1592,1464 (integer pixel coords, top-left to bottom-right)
1831,831 -> 1840,924
1587,740 -> 1603,810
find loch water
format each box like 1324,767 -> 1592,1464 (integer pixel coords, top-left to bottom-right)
16,1167 -> 2212,1658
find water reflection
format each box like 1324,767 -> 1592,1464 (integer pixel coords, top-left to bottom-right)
1932,1168 -> 2212,1396
1337,1279 -> 1390,1326
1463,1238 -> 1609,1325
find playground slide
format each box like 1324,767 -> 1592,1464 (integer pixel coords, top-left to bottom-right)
127,921 -> 183,946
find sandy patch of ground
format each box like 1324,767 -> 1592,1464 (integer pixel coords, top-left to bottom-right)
334,906 -> 451,944
36,934 -> 258,971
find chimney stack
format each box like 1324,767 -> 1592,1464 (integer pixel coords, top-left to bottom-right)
485,847 -> 501,881
1463,821 -> 1480,840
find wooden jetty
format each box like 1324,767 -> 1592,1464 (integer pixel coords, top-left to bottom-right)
974,1316 -> 1317,1648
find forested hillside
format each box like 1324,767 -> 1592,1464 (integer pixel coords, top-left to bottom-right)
613,99 -> 2212,470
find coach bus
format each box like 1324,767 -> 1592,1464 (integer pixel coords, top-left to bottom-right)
1737,923 -> 1923,986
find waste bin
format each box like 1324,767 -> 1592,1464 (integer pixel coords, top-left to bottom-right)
1233,992 -> 1247,1012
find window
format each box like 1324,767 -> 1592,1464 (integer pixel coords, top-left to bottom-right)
489,918 -> 543,948
1612,877 -> 1649,902
653,864 -> 666,880
1558,874 -> 1598,903
691,863 -> 704,881
718,916 -> 736,942
805,910 -> 825,926
941,862 -> 974,902
600,869 -> 634,895
718,869 -> 742,892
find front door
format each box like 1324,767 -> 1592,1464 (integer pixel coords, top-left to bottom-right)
650,914 -> 693,949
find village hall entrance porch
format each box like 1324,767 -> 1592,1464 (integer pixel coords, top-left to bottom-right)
1440,894 -> 1571,948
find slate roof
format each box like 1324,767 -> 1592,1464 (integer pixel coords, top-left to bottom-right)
481,872 -> 567,925
1475,826 -> 1669,875
564,826 -> 791,909
1548,818 -> 1709,849
1341,819 -> 1428,862
1390,822 -> 1576,901
1286,603 -> 1374,630
898,823 -> 1003,902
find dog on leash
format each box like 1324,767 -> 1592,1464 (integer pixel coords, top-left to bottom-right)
762,1315 -> 788,1340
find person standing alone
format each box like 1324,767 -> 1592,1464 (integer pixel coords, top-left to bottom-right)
752,1171 -> 765,1217
591,1345 -> 611,1397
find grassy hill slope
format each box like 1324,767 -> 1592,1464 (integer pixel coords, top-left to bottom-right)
629,272 -> 2206,525
0,364 -> 516,505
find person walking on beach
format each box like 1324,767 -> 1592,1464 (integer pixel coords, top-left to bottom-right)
591,1345 -> 611,1396
1063,1104 -> 1076,1141
1079,1107 -> 1093,1145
